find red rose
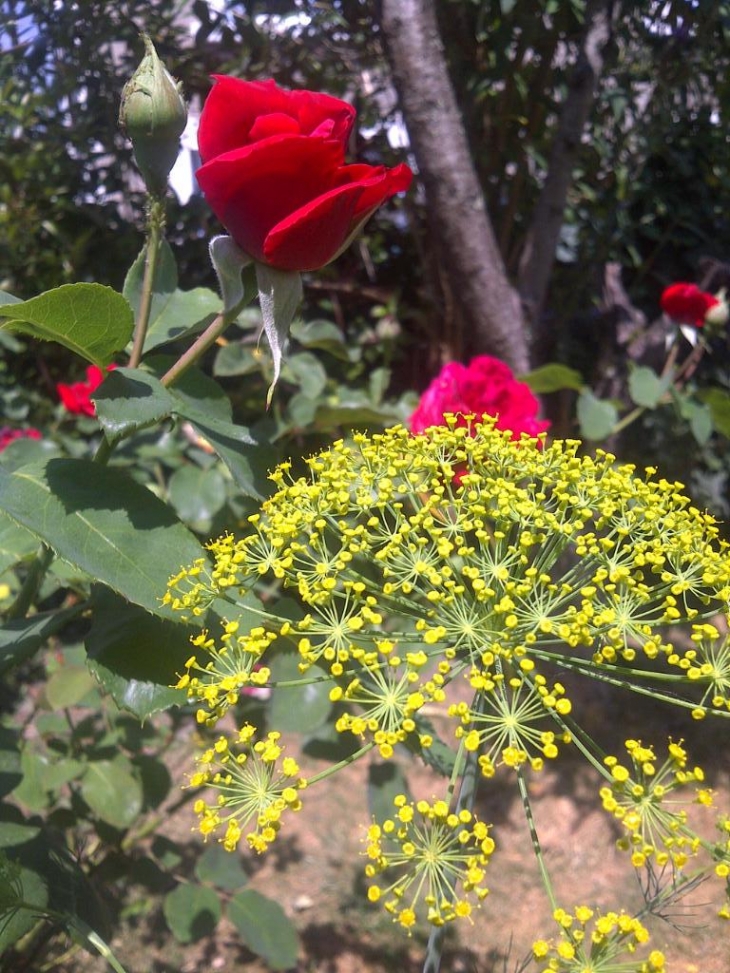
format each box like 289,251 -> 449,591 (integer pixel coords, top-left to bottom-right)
409,356 -> 550,440
196,76 -> 413,272
660,283 -> 719,328
0,427 -> 42,452
57,364 -> 116,417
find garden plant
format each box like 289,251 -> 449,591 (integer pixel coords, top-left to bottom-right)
1,27 -> 729,973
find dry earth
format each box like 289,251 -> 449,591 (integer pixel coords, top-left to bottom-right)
44,688 -> 730,973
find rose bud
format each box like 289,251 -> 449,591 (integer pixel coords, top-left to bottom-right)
704,295 -> 729,328
119,34 -> 187,197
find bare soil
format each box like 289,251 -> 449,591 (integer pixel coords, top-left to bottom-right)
54,695 -> 730,973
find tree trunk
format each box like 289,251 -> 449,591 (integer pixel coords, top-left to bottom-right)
518,0 -> 617,339
379,0 -> 530,375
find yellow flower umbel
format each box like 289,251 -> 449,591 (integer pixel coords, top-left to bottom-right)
533,905 -> 665,972
190,726 -> 306,852
165,419 -> 730,940
364,795 -> 494,929
600,739 -> 711,869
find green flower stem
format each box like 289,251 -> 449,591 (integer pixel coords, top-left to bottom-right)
79,925 -> 129,973
3,543 -> 56,621
423,693 -> 484,973
128,195 -> 166,369
159,308 -> 234,388
515,762 -> 558,914
305,741 -> 376,788
528,647 -> 728,718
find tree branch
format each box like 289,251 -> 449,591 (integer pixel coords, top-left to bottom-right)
379,0 -> 529,374
518,0 -> 616,334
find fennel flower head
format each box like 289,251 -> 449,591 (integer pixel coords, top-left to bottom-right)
166,418 -> 730,933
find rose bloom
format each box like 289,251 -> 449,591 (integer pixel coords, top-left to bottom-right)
409,356 -> 550,440
57,364 -> 116,417
0,427 -> 42,452
660,283 -> 719,328
196,76 -> 412,272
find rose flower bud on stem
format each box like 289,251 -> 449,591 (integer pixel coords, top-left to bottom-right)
119,34 -> 187,198
660,282 -> 728,329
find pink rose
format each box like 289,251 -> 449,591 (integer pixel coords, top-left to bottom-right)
660,283 -> 719,328
409,356 -> 550,440
57,364 -> 116,417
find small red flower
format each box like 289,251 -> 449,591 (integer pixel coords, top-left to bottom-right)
57,364 -> 116,417
0,427 -> 42,452
660,283 -> 719,328
409,356 -> 550,441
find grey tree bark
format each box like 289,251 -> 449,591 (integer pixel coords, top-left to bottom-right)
379,0 -> 530,375
517,0 -> 617,332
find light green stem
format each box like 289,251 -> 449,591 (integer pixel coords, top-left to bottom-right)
129,195 -> 166,369
422,692 -> 484,973
305,742 -> 376,787
515,763 -> 558,913
4,544 -> 56,621
159,309 -> 231,388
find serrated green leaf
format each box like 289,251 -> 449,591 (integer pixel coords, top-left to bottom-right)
0,607 -> 82,675
124,241 -> 221,353
283,352 -> 327,399
80,756 -> 143,828
688,402 -> 713,445
45,665 -> 96,709
163,883 -> 221,944
85,589 -> 192,719
269,653 -> 332,733
195,843 -> 248,891
124,238 -> 178,311
146,357 -> 232,421
576,390 -> 618,441
0,283 -> 133,365
628,366 -> 668,408
144,288 -> 221,352
12,750 -> 53,811
227,889 -> 299,970
170,397 -> 279,500
168,465 -> 227,530
290,318 -> 349,360
0,437 -> 60,474
0,458 -> 206,616
93,367 -> 175,439
213,342 -> 264,377
521,363 -> 584,394
698,387 -> 730,438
